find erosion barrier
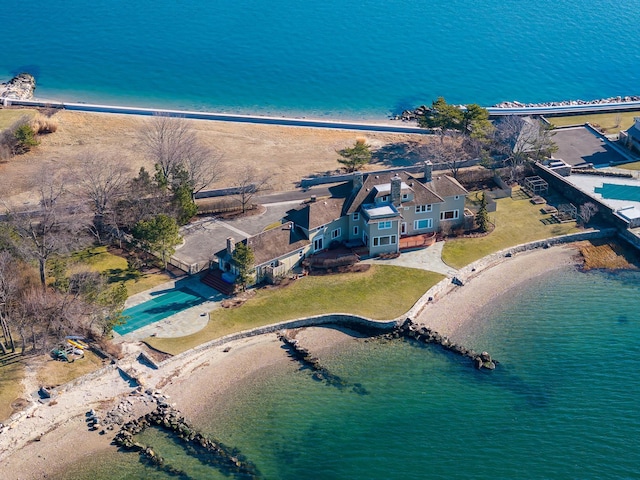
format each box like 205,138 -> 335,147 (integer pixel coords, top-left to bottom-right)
114,401 -> 259,479
277,332 -> 368,394
392,318 -> 496,370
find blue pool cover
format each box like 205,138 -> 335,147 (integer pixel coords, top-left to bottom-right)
594,183 -> 640,202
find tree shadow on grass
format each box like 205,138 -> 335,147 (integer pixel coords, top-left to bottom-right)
372,140 -> 433,168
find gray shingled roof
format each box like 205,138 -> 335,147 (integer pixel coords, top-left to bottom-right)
285,198 -> 344,231
216,222 -> 309,266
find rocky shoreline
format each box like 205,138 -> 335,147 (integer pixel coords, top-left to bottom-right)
0,73 -> 36,100
394,95 -> 640,121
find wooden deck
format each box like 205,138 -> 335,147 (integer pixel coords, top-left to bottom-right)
399,232 -> 436,250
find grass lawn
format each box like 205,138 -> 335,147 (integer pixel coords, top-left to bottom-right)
442,188 -> 580,269
0,108 -> 36,130
618,161 -> 640,171
0,357 -> 25,422
546,111 -> 640,133
146,265 -> 443,355
72,246 -> 170,296
37,350 -> 105,387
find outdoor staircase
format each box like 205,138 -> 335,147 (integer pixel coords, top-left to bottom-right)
200,270 -> 235,296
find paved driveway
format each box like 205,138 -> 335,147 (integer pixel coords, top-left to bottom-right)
174,200 -> 301,268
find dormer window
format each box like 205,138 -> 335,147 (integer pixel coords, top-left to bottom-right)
353,212 -> 360,221
380,195 -> 389,203
402,193 -> 409,201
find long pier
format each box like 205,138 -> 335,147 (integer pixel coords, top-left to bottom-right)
487,101 -> 640,116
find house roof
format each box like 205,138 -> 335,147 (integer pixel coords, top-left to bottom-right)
285,198 -> 344,231
216,222 -> 309,266
423,174 -> 468,198
345,171 -> 448,214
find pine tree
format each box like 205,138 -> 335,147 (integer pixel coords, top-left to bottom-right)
476,192 -> 490,233
232,242 -> 255,291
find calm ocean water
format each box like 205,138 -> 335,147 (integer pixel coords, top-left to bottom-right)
58,266 -> 640,479
3,0 -> 640,119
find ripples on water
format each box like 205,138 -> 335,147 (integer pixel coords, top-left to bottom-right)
3,0 -> 640,118
58,267 -> 640,479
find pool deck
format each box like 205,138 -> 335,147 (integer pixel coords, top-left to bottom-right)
567,173 -> 640,213
113,276 -> 225,343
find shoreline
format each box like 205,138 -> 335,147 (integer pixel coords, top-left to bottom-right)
0,244 -> 584,479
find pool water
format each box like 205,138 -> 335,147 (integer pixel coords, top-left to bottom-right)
594,183 -> 640,202
115,288 -> 206,335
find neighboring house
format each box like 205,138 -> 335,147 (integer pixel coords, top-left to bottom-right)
215,221 -> 309,285
620,117 -> 640,153
215,162 -> 468,286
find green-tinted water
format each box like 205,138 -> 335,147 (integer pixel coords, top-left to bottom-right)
58,267 -> 640,479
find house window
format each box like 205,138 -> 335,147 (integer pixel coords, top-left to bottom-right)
378,220 -> 392,230
415,204 -> 432,213
353,226 -> 359,236
414,218 -> 433,230
380,195 -> 389,203
402,193 -> 409,201
373,235 -> 397,246
455,195 -> 460,200
401,222 -> 407,235
353,212 -> 360,221
314,236 -> 324,251
331,228 -> 341,239
440,210 -> 459,220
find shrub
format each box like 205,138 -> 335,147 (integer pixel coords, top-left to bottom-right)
30,114 -> 58,134
0,115 -> 40,155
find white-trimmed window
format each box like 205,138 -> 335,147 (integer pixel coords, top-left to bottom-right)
440,210 -> 459,220
373,235 -> 397,246
402,193 -> 409,201
353,226 -> 359,236
378,220 -> 392,230
380,195 -> 389,203
414,218 -> 433,230
331,228 -> 341,239
353,212 -> 360,221
415,204 -> 432,213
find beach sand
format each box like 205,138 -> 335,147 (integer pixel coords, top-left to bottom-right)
0,244 -> 581,478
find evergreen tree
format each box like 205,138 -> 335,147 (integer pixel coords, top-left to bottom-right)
337,139 -> 372,172
133,214 -> 181,269
475,192 -> 490,233
232,242 -> 255,291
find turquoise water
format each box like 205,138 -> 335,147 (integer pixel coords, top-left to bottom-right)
58,266 -> 640,479
595,183 -> 640,202
114,287 -> 206,335
3,1 -> 640,119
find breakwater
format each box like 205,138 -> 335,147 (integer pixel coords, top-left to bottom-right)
391,319 -> 496,370
114,399 -> 260,479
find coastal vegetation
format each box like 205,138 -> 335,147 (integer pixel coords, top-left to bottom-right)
442,187 -> 580,268
337,137 -> 373,172
146,265 -> 444,355
0,360 -> 25,421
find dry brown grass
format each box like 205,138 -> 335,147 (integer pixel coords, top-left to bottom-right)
0,108 -> 428,207
30,114 -> 58,134
576,239 -> 640,270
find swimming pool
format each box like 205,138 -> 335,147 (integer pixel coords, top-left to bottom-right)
594,183 -> 640,202
114,287 -> 207,335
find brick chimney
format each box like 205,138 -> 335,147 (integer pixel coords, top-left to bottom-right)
226,237 -> 235,255
390,174 -> 401,207
424,161 -> 433,182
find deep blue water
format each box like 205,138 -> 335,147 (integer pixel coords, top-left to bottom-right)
3,0 -> 640,119
58,266 -> 640,479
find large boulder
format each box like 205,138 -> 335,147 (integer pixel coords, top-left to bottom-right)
0,73 -> 36,100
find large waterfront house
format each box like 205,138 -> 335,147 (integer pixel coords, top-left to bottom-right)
215,162 -> 468,285
620,117 -> 640,153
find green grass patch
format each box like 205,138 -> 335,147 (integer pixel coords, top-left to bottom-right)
72,246 -> 170,296
546,111 -> 640,133
442,188 -> 580,269
146,265 -> 443,355
37,350 -> 105,387
0,358 -> 25,422
0,108 -> 36,130
618,161 -> 640,171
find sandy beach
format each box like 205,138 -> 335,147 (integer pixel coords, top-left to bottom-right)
0,244 -> 582,479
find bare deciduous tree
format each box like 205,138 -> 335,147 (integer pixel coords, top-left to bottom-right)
418,131 -> 470,179
232,166 -> 272,214
140,114 -> 224,193
5,167 -> 91,287
579,202 -> 598,225
71,150 -> 132,242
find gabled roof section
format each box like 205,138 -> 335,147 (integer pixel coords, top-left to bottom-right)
285,198 -> 345,231
423,174 -> 468,198
216,222 -> 309,266
345,171 -> 445,214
